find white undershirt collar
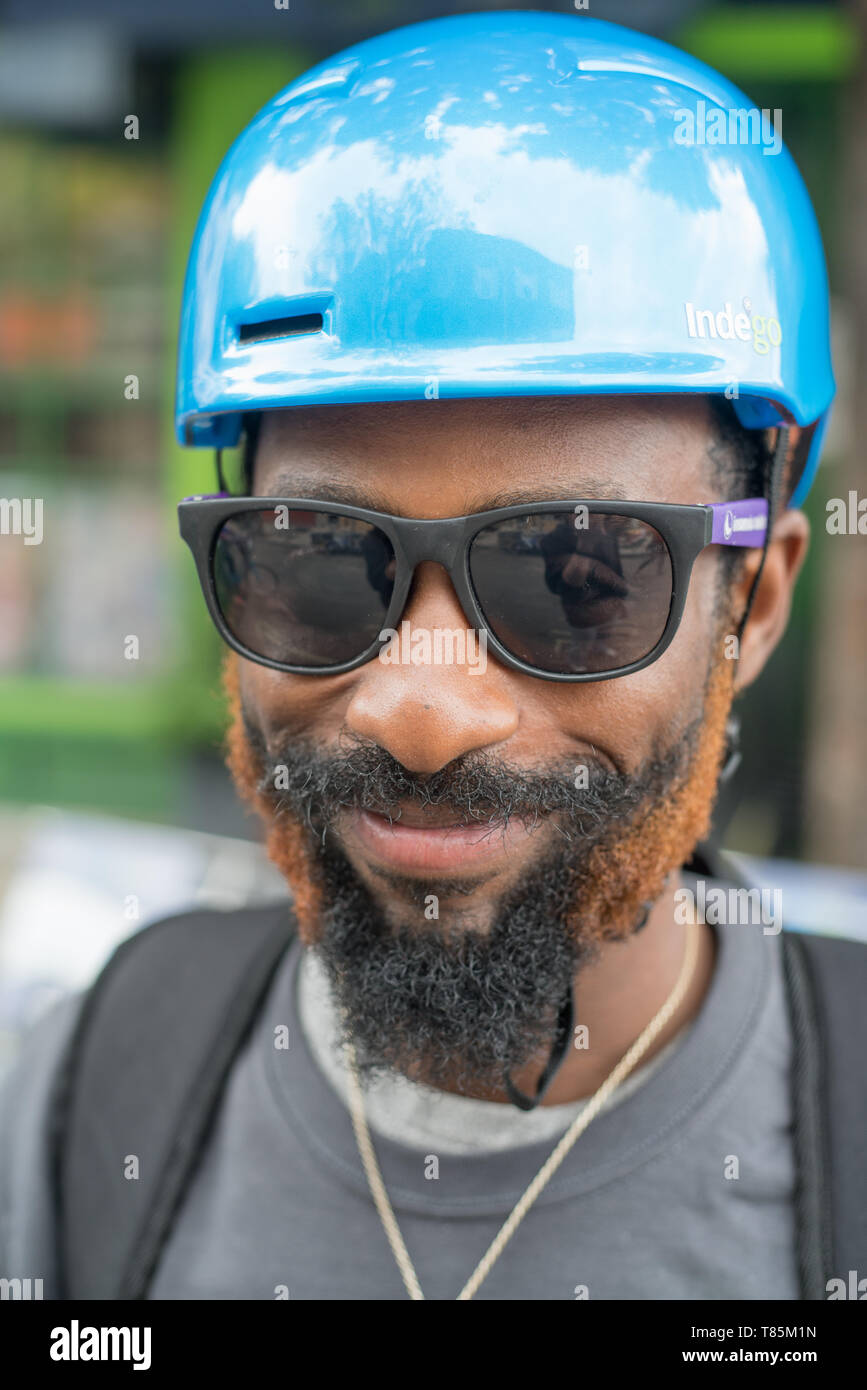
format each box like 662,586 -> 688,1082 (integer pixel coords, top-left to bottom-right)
297,945 -> 692,1155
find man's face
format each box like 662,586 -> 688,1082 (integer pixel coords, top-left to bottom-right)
223,395 -> 786,1093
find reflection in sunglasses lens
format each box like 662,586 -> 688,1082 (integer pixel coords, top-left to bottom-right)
469,512 -> 672,674
214,509 -> 395,667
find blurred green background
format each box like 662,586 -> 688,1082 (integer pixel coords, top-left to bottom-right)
0,0 -> 864,868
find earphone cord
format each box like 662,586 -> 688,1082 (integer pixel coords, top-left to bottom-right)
502,898 -> 653,1112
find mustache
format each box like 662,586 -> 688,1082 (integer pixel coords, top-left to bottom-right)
243,708 -> 696,846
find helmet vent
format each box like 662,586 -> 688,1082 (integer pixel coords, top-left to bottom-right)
238,313 -> 324,343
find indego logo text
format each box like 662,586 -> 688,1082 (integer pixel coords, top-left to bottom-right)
685,299 -> 782,356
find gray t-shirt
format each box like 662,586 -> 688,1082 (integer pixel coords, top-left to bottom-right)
0,917 -> 799,1300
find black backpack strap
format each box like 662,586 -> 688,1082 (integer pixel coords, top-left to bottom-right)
782,929 -> 867,1295
49,900 -> 296,1299
689,842 -> 864,1299
779,930 -> 833,1299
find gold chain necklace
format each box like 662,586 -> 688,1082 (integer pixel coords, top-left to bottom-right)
345,922 -> 700,1301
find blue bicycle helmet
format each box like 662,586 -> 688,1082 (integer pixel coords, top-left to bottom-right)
176,10 -> 835,506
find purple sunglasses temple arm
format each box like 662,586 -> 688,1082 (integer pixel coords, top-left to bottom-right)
706,498 -> 768,546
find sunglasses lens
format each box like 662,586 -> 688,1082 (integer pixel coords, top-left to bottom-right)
213,509 -> 395,668
469,512 -> 673,675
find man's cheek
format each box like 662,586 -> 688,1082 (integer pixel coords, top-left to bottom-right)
241,659 -> 359,745
681,551 -> 730,647
261,808 -> 325,944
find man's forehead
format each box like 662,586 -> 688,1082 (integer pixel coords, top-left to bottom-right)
256,472 -> 631,511
257,393 -> 696,442
252,394 -> 713,509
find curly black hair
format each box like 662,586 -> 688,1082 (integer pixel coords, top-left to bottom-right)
706,395 -> 778,505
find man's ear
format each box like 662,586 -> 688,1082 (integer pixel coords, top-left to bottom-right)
731,507 -> 810,692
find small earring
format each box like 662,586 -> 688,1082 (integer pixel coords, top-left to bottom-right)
634,900 -> 654,933
719,713 -> 742,784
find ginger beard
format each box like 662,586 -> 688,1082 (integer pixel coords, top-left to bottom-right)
223,651 -> 736,1093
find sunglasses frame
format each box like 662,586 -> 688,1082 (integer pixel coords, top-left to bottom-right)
178,493 -> 766,683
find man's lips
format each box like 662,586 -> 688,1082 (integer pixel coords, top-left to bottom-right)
343,807 -> 545,875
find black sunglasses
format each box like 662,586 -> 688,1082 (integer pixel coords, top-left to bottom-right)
178,493 -> 768,683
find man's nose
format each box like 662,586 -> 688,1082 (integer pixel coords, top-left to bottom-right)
344,563 -> 519,774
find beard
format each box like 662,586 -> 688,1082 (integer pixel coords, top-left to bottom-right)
223,653 -> 735,1094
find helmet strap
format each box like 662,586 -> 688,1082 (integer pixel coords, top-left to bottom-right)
215,448 -> 229,494
735,423 -> 791,644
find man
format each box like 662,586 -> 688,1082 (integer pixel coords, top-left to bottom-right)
1,13 -> 862,1302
